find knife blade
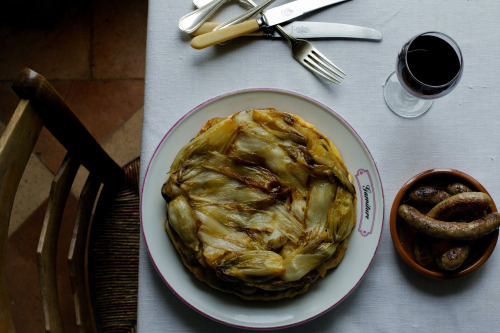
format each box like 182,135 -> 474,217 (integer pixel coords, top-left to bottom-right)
190,0 -> 352,49
192,21 -> 382,40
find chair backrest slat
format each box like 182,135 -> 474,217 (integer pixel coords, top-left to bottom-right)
0,100 -> 43,333
37,154 -> 80,333
69,175 -> 101,333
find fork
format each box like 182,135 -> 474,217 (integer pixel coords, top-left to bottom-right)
274,25 -> 345,83
219,0 -> 345,83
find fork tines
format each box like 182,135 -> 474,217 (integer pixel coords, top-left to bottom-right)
302,48 -> 345,84
275,25 -> 345,84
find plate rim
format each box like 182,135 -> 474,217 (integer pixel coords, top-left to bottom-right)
140,87 -> 385,329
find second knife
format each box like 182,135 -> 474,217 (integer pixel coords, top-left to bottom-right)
192,21 -> 382,40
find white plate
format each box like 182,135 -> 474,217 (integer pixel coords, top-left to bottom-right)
141,88 -> 384,329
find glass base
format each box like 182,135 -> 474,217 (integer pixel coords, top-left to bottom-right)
383,72 -> 433,118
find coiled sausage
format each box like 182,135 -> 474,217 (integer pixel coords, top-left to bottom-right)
409,186 -> 450,206
426,192 -> 491,220
398,204 -> 500,240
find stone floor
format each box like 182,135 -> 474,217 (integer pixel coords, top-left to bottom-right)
0,0 -> 147,331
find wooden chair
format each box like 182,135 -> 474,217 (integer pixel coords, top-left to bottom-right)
0,68 -> 140,332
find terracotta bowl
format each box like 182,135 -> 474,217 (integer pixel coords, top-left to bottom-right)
390,169 -> 498,279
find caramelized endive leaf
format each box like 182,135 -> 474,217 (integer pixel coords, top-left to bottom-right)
195,203 -> 275,232
202,151 -> 285,196
252,108 -> 308,145
305,178 -> 338,233
217,250 -> 286,282
182,170 -> 273,207
270,204 -> 305,244
290,190 -> 307,222
167,195 -> 199,251
304,131 -> 354,194
170,117 -> 238,175
281,242 -> 339,282
228,128 -> 309,196
280,224 -> 338,281
196,211 -> 262,251
328,186 -> 356,242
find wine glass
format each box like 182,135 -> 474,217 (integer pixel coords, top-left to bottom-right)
383,32 -> 464,118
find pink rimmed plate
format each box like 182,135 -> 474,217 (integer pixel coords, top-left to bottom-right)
141,88 -> 384,329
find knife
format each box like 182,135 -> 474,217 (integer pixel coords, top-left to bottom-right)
190,0 -> 352,49
192,21 -> 382,40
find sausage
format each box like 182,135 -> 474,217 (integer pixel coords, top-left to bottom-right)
438,244 -> 470,271
446,182 -> 473,195
413,235 -> 433,267
409,186 -> 451,206
426,192 -> 492,220
398,204 -> 500,240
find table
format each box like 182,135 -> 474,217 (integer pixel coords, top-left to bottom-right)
138,1 -> 500,331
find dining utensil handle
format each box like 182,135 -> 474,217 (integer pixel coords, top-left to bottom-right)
192,22 -> 264,36
191,20 -> 260,49
179,0 -> 228,33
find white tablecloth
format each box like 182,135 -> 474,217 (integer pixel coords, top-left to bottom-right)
138,1 -> 500,331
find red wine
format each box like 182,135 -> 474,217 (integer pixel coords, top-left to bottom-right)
407,36 -> 460,85
397,33 -> 462,98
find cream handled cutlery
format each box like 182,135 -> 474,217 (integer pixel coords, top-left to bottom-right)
190,0 -> 352,49
192,21 -> 382,40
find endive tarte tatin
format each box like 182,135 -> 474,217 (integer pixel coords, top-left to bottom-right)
162,108 -> 356,300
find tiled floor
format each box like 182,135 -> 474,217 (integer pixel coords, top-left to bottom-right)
0,0 -> 147,331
